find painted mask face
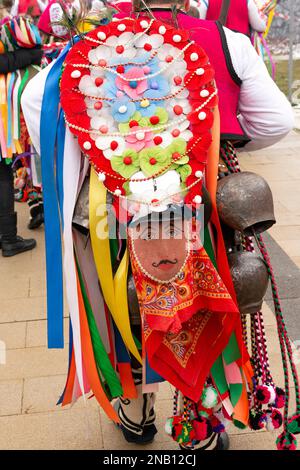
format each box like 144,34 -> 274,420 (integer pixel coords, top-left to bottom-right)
129,217 -> 189,282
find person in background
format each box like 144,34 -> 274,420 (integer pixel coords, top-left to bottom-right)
0,0 -> 13,22
10,0 -> 46,18
196,0 -> 267,35
0,16 -> 43,256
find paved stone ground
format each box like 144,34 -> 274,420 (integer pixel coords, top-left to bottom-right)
0,131 -> 300,450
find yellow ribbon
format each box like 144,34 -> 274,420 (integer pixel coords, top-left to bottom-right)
89,168 -> 142,363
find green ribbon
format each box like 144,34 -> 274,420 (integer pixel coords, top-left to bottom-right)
76,258 -> 123,399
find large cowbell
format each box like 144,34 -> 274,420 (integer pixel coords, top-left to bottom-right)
216,172 -> 276,236
228,251 -> 269,314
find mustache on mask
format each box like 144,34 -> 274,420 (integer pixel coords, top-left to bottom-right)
152,258 -> 178,267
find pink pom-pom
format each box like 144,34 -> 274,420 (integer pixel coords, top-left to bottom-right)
276,431 -> 297,450
265,408 -> 283,431
256,385 -> 275,405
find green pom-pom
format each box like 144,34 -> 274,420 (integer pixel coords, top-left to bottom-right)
233,419 -> 247,430
287,414 -> 300,435
201,386 -> 218,409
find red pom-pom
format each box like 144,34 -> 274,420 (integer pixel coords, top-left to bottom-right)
256,385 -> 275,405
210,415 -> 225,434
249,409 -> 266,430
265,408 -> 283,431
275,387 -> 286,409
276,431 -> 297,450
192,417 -> 213,441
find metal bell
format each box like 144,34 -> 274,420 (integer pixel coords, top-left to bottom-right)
202,185 -> 212,227
228,251 -> 269,314
216,172 -> 276,236
73,176 -> 90,230
127,273 -> 141,325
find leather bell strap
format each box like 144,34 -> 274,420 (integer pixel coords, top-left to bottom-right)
89,167 -> 142,364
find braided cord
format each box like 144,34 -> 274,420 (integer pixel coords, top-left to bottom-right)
256,234 -> 300,413
220,140 -> 300,433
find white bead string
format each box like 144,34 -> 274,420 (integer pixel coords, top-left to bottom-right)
70,41 -> 194,83
104,176 -> 202,206
84,18 -> 155,48
64,89 -> 217,137
129,229 -> 191,284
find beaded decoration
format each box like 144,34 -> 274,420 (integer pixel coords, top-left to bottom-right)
60,17 -> 218,213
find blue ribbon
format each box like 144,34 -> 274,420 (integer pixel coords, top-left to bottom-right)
113,322 -> 132,364
56,109 -> 66,222
40,43 -> 74,348
145,354 -> 164,384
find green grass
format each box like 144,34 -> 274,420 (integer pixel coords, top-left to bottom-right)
269,59 -> 300,96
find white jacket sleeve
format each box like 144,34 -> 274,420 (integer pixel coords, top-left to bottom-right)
225,28 -> 295,151
21,61 -> 56,155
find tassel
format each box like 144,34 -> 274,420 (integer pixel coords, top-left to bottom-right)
276,432 -> 297,451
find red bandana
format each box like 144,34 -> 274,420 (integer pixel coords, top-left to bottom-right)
129,238 -> 240,401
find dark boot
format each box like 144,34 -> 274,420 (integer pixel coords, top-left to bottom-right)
28,202 -> 44,230
0,213 -> 36,257
113,400 -> 157,445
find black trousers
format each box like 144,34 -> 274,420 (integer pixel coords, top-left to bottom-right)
0,160 -> 17,239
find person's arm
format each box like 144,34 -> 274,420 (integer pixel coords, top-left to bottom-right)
225,27 -> 295,151
37,0 -> 47,13
0,47 -> 43,74
21,61 -> 56,154
248,0 -> 267,33
10,0 -> 19,16
196,0 -> 208,19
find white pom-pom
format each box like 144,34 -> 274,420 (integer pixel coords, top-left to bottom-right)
190,53 -> 199,62
198,112 -> 206,121
83,141 -> 92,150
265,413 -> 275,432
193,195 -> 202,204
140,20 -> 149,29
117,24 -> 126,32
266,385 -> 277,404
200,89 -> 209,98
159,26 -> 166,34
71,70 -> 81,79
173,34 -> 181,43
98,172 -> 106,182
97,31 -> 106,40
114,188 -> 122,196
201,386 -> 218,409
196,67 -> 205,76
164,417 -> 173,436
195,170 -> 203,178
